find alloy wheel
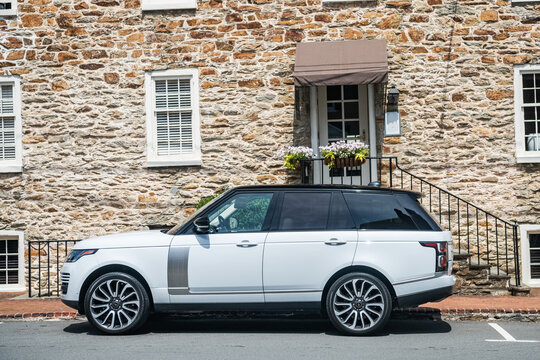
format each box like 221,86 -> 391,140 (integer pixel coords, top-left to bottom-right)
89,278 -> 141,331
332,278 -> 385,331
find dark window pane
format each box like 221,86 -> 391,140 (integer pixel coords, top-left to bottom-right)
523,74 -> 534,88
525,122 -> 536,135
7,270 -> 17,284
328,193 -> 356,230
523,89 -> 535,104
7,240 -> 17,254
530,249 -> 540,263
524,107 -> 536,120
530,233 -> 540,248
207,193 -> 273,233
0,256 -> 5,270
327,86 -> 341,101
536,89 -> 540,103
328,121 -> 343,139
345,121 -> 360,139
327,102 -> 342,120
329,168 -> 344,177
0,240 -> 5,254
344,102 -> 359,119
526,136 -> 538,151
279,192 -> 331,231
0,271 -> 5,284
343,192 -> 418,230
343,85 -> 358,100
532,265 -> 540,279
536,74 -> 540,87
7,255 -> 17,269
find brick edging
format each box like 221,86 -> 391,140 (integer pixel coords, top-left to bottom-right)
394,307 -> 540,315
0,312 -> 79,319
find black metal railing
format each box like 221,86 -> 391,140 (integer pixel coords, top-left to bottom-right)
28,240 -> 80,297
300,157 -> 521,286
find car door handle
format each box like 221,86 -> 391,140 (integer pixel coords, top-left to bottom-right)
325,238 -> 347,246
236,240 -> 258,248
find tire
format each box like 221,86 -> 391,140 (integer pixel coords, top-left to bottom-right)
326,272 -> 392,336
84,272 -> 150,335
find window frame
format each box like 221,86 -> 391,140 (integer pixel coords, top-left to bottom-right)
0,230 -> 25,292
514,64 -> 540,163
141,0 -> 197,11
145,69 -> 202,167
520,224 -> 540,287
0,0 -> 17,16
0,75 -> 22,173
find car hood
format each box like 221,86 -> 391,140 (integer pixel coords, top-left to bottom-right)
74,230 -> 174,249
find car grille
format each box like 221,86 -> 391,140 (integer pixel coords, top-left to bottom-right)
60,272 -> 70,295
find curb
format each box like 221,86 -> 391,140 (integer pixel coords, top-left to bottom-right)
1,309 -> 539,322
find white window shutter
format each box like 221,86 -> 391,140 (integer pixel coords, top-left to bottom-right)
0,84 -> 15,161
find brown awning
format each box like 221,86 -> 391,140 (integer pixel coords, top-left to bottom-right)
294,40 -> 388,87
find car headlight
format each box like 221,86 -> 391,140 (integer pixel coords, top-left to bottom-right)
66,249 -> 98,262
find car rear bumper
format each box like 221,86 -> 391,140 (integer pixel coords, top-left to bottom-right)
396,285 -> 453,308
61,298 -> 79,311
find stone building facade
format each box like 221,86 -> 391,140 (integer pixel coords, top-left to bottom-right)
0,0 -> 539,292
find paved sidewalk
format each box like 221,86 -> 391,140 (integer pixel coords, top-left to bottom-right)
1,292 -> 539,320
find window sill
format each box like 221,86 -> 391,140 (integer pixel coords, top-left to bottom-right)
147,158 -> 202,168
0,164 -> 22,173
0,285 -> 25,292
516,154 -> 540,163
141,0 -> 197,11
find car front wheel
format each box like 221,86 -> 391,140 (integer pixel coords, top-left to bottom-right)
326,272 -> 392,335
84,272 -> 150,334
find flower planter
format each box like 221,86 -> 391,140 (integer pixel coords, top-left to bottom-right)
334,157 -> 366,169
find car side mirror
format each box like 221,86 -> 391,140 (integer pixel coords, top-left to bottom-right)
193,216 -> 210,234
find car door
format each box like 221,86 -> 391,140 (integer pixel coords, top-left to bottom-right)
263,191 -> 358,304
169,191 -> 275,304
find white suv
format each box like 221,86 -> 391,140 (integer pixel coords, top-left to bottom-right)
61,185 -> 455,335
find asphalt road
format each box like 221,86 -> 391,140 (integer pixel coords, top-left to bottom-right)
0,316 -> 539,360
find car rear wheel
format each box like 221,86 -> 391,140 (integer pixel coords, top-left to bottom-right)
326,272 -> 392,336
84,272 -> 150,334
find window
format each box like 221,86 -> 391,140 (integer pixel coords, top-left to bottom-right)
0,231 -> 24,291
278,192 -> 332,231
328,192 -> 355,230
514,64 -> 540,163
0,1 -> 17,16
520,225 -> 540,287
0,76 -> 22,173
145,69 -> 201,167
207,193 -> 273,233
343,192 -> 418,230
141,0 -> 197,11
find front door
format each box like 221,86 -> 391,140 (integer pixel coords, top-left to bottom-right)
169,192 -> 274,304
317,85 -> 371,185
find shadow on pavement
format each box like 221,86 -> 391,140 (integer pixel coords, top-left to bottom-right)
63,313 -> 451,337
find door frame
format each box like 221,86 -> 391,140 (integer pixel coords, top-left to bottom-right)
309,84 -> 378,184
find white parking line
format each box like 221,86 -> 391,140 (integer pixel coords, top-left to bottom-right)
486,323 -> 539,343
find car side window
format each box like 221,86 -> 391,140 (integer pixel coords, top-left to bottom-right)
328,192 -> 356,230
343,192 -> 418,230
278,192 -> 331,231
207,193 -> 273,233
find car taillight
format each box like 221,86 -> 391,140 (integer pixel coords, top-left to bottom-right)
420,242 -> 448,272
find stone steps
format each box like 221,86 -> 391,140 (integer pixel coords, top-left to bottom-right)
452,251 -> 529,296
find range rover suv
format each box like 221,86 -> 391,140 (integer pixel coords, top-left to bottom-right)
61,185 -> 455,335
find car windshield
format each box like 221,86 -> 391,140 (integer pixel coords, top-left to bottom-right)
166,191 -> 229,235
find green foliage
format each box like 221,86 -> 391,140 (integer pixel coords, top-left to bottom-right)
233,198 -> 271,231
195,190 -> 225,210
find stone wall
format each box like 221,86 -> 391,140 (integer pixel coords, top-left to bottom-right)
0,0 -> 538,248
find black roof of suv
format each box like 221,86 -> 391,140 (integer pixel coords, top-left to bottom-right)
232,184 -> 422,198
